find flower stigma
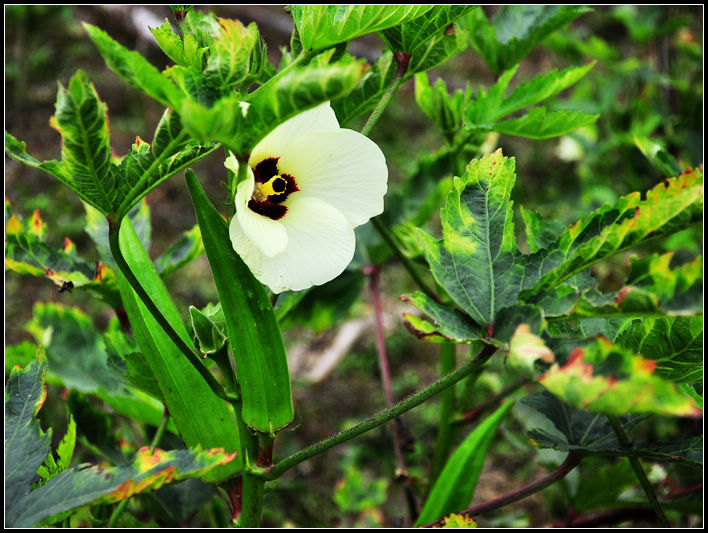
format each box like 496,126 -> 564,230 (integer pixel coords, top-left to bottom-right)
252,175 -> 288,202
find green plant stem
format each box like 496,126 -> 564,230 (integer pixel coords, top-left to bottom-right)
261,343 -> 498,481
607,416 -> 670,527
429,342 -> 456,486
452,377 -> 529,427
229,397 -> 265,528
367,266 -> 418,522
150,407 -> 170,453
360,52 -> 439,302
106,499 -> 129,528
421,453 -> 582,527
107,219 -> 228,401
370,217 -> 439,301
261,48 -> 317,89
361,52 -> 410,137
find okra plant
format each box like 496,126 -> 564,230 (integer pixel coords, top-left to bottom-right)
5,5 -> 702,528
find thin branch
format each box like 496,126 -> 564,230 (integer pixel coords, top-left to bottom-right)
370,216 -> 439,301
421,453 -> 582,527
452,377 -> 529,427
149,407 -> 170,453
429,342 -> 456,486
361,52 -> 411,136
261,343 -> 498,481
367,265 -> 419,521
607,416 -> 670,527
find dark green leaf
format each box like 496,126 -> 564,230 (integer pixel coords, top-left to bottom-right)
26,303 -> 119,394
83,23 -> 182,107
569,458 -> 636,512
417,150 -> 524,331
5,352 -> 51,517
525,393 -> 702,467
462,6 -> 592,74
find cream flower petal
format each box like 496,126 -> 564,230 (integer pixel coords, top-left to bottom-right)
275,129 -> 388,227
232,195 -> 355,294
249,102 -> 340,167
234,176 -> 288,258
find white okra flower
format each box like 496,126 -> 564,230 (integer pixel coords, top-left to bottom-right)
226,102 -> 388,293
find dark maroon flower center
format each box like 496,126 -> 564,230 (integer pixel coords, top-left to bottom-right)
249,157 -> 299,220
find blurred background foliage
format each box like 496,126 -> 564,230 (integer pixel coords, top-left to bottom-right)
4,5 -> 703,527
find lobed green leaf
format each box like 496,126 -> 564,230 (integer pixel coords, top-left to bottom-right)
8,445 -> 237,527
291,5 -> 433,51
417,149 -> 523,332
464,63 -> 596,132
378,5 -> 476,54
401,292 -> 484,343
521,167 -> 703,297
83,23 -> 182,107
5,352 -> 52,518
493,107 -> 599,140
180,57 -> 363,155
462,6 -> 592,75
114,109 -> 219,219
5,204 -> 119,306
203,18 -> 261,91
539,337 -> 702,417
525,393 -> 702,467
614,316 -> 703,385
